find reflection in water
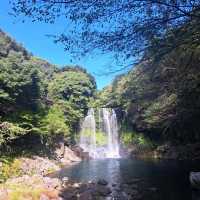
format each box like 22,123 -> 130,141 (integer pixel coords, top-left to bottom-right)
53,159 -> 200,200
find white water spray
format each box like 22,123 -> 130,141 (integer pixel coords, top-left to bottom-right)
79,108 -> 120,159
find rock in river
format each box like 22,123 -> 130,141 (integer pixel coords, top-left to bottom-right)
190,172 -> 200,189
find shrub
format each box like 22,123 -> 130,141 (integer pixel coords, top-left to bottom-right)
40,104 -> 69,137
0,122 -> 27,145
0,158 -> 22,181
121,131 -> 155,151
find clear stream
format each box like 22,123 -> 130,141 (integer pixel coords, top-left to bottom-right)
54,158 -> 200,200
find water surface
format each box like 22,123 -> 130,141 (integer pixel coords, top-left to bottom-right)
54,158 -> 200,200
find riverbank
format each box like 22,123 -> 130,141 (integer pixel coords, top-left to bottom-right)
1,154 -> 200,199
0,145 -> 83,199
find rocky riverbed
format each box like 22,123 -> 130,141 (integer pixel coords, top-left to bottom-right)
1,144 -> 200,200
0,174 -> 161,200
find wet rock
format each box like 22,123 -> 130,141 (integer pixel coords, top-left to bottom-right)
62,177 -> 69,182
97,179 -> 108,186
73,183 -> 80,188
148,187 -> 158,192
131,184 -> 138,189
60,192 -> 76,200
190,172 -> 200,189
131,189 -> 139,196
125,178 -> 142,185
124,187 -> 135,195
114,187 -> 121,192
94,185 -> 112,196
112,183 -> 117,187
79,190 -> 93,200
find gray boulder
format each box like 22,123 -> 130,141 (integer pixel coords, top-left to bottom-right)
190,172 -> 200,189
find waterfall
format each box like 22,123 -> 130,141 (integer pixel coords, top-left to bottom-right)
79,108 -> 120,159
79,108 -> 97,158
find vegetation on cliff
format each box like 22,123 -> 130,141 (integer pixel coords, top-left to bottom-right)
0,29 -> 96,154
98,20 -> 200,146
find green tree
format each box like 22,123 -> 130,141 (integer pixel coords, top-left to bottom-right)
48,67 -> 96,132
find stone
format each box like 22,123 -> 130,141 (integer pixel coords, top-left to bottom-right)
62,177 -> 69,182
125,178 -> 141,184
20,156 -> 60,176
148,187 -> 158,192
79,191 -> 93,200
94,185 -> 112,196
112,183 -> 117,187
62,146 -> 81,163
0,189 -> 8,200
190,172 -> 200,189
73,183 -> 80,188
97,179 -> 108,186
40,194 -> 50,200
42,189 -> 59,199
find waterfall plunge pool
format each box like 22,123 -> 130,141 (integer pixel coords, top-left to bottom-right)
52,158 -> 200,200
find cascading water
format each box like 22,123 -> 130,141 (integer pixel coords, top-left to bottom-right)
79,108 -> 97,158
79,108 -> 120,159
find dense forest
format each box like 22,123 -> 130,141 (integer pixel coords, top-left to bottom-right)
97,19 -> 200,156
1,17 -> 200,158
0,29 -> 96,156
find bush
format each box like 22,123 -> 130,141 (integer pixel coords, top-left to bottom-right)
40,104 -> 69,137
0,122 -> 27,145
121,131 -> 155,151
0,158 -> 22,181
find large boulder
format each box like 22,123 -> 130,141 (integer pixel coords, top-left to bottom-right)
190,172 -> 200,189
60,146 -> 81,164
71,145 -> 90,160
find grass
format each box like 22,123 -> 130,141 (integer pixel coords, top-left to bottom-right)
0,157 -> 22,182
1,182 -> 44,200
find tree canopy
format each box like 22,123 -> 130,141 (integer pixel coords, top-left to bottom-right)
10,0 -> 200,68
0,30 -> 96,147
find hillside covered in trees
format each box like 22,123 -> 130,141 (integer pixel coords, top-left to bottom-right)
98,19 -> 200,155
0,29 -> 96,155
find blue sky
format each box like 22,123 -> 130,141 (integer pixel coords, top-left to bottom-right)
0,1 -> 129,89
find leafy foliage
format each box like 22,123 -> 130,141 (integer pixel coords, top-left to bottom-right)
40,104 -> 69,137
48,67 -> 96,131
0,54 -> 42,114
0,30 -> 96,150
0,158 -> 22,181
10,1 -> 200,71
100,20 -> 200,144
0,122 -> 27,145
121,131 -> 155,151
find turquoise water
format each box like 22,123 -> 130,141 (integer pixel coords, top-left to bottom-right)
53,158 -> 200,200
